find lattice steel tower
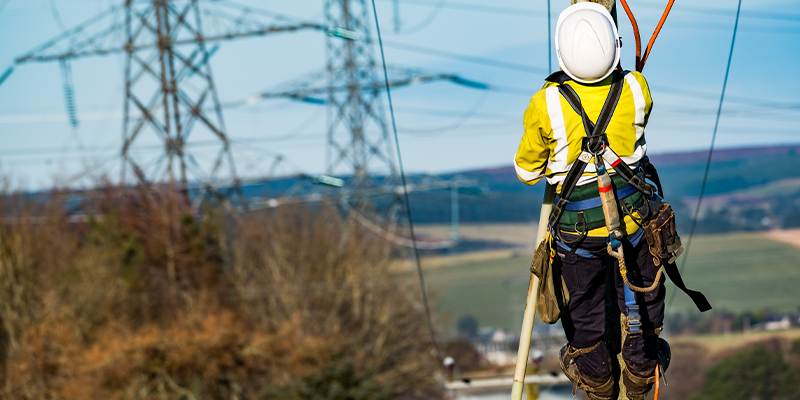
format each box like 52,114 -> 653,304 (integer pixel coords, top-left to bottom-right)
121,0 -> 235,187
11,0 -> 324,193
324,0 -> 397,191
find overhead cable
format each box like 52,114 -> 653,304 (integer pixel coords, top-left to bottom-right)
394,0 -> 446,35
377,0 -> 539,18
547,0 -> 552,73
371,0 -> 443,362
382,40 -> 549,74
666,0 -> 743,312
383,0 -> 797,24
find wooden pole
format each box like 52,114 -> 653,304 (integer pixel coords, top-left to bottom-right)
511,183 -> 555,400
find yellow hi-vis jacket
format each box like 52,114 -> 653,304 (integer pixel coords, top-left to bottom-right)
514,71 -> 653,237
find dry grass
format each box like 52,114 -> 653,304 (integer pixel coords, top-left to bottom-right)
670,328 -> 800,356
763,229 -> 800,249
0,184 -> 443,400
413,223 -> 538,249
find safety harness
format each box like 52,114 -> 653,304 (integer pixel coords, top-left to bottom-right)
547,71 -> 711,328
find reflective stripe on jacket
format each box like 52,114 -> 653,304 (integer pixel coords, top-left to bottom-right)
514,71 -> 653,189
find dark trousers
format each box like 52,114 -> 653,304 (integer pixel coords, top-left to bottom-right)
556,235 -> 664,383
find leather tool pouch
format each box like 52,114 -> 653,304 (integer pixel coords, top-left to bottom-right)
530,236 -> 570,324
642,201 -> 684,266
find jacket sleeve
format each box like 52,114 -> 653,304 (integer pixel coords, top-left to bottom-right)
514,95 -> 551,185
633,71 -> 654,126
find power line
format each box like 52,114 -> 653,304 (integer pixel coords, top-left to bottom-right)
377,0 -> 540,18
371,0 -> 442,362
666,0 -> 743,312
378,41 -> 800,110
382,0 -> 799,24
547,0 -> 551,74
636,2 -> 800,23
382,40 -> 549,74
394,0 -> 446,35
399,91 -> 490,134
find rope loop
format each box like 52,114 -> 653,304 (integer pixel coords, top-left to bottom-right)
607,243 -> 663,293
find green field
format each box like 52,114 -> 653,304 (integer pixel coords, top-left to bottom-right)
424,232 -> 800,331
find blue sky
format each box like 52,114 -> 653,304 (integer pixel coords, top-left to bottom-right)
0,0 -> 798,189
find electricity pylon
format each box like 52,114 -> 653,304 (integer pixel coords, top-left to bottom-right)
233,0 -> 488,226
10,0 -> 325,195
324,0 -> 395,192
245,0 -> 486,194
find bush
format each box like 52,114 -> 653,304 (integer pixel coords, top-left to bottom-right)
690,345 -> 800,400
0,185 -> 443,399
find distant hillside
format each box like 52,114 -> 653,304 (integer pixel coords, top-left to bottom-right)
425,144 -> 800,231
452,144 -> 800,199
229,144 -> 800,231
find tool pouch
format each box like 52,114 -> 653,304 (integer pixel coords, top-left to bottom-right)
530,235 -> 570,324
642,201 -> 684,266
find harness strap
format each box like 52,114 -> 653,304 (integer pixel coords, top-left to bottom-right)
566,341 -> 603,359
600,148 -> 655,197
663,260 -> 712,312
624,284 -> 642,336
548,73 -> 624,231
555,184 -> 639,211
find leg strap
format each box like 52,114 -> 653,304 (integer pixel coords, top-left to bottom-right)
567,341 -> 602,359
560,342 -> 612,399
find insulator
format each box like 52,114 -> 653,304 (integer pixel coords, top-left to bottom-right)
59,59 -> 79,128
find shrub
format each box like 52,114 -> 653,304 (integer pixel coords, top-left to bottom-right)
690,345 -> 800,400
0,185 -> 443,399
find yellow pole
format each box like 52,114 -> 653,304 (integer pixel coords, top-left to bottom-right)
511,183 -> 556,400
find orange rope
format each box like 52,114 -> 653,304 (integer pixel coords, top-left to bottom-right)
641,0 -> 676,68
618,0 -> 642,71
618,0 -> 676,72
654,364 -> 661,400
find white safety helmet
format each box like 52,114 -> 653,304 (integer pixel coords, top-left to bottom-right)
555,2 -> 620,84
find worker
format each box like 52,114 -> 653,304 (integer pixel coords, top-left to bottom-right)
513,3 -> 669,400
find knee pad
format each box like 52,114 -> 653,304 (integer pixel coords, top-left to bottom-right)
560,342 -> 615,400
622,337 -> 670,400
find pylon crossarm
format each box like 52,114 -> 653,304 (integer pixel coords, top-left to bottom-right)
14,3 -> 324,65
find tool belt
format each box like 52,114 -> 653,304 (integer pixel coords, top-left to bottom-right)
643,202 -> 684,266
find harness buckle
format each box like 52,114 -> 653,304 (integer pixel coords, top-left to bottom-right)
549,199 -> 568,228
627,305 -> 642,336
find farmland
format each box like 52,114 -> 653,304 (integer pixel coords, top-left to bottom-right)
417,225 -> 800,331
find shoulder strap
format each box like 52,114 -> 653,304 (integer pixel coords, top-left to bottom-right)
548,73 -> 624,230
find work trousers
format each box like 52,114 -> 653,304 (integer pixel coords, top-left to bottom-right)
556,233 -> 664,384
